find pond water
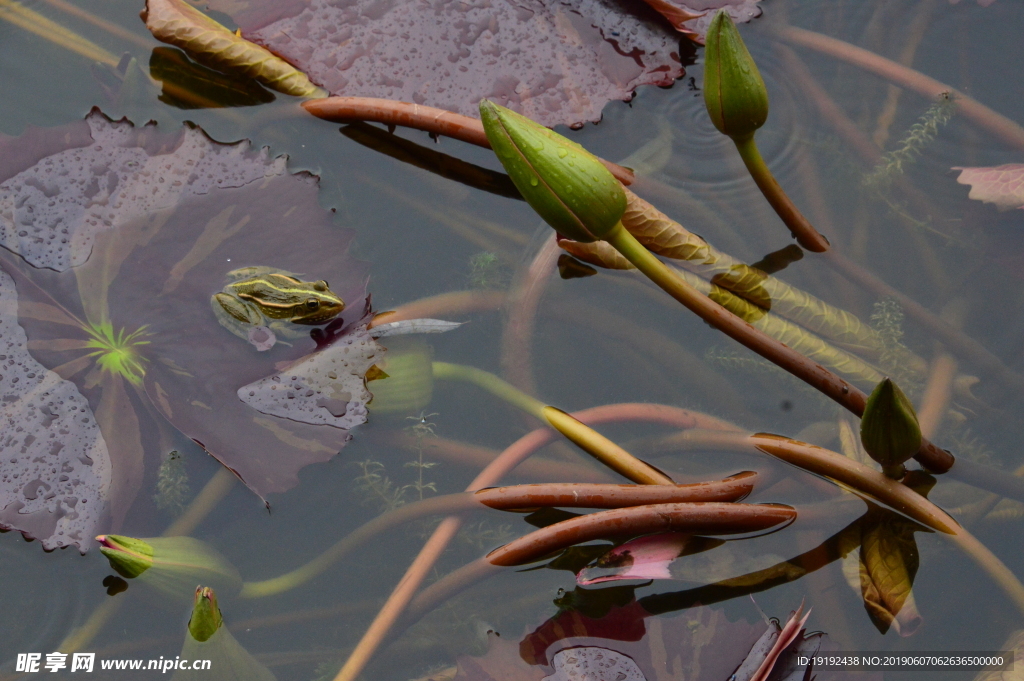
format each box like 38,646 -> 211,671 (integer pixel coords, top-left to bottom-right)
1,0 -> 1024,679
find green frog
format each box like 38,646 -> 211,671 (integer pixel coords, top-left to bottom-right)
211,267 -> 346,346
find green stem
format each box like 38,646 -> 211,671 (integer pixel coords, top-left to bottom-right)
432,362 -> 673,484
431,361 -> 546,418
732,134 -> 830,253
603,222 -> 954,474
542,406 -> 674,485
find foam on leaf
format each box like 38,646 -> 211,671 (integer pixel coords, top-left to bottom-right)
0,268 -> 110,551
209,0 -> 686,128
239,323 -> 379,428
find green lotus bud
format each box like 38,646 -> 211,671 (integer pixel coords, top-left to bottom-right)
703,10 -> 769,140
479,99 -> 626,243
97,534 -> 241,598
860,378 -> 922,476
173,587 -> 277,681
98,535 -> 154,578
188,586 -> 223,643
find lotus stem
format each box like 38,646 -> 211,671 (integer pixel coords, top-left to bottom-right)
431,361 -> 547,419
486,502 -> 796,566
367,290 -> 506,329
41,0 -> 152,49
240,474 -> 757,598
162,467 -> 236,538
0,0 -> 118,65
330,516 -> 464,681
731,134 -> 830,252
602,221 -> 954,473
542,406 -> 675,484
301,96 -> 635,185
501,233 -> 559,396
917,353 -> 957,439
329,393 -> 697,681
776,25 -> 1024,152
433,362 -> 690,484
381,431 -> 616,482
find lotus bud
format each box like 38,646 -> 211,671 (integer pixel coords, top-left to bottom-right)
188,586 -> 223,643
703,10 -> 769,141
97,535 -> 242,598
860,378 -> 922,478
175,587 -> 277,681
98,534 -> 154,578
479,100 -> 626,243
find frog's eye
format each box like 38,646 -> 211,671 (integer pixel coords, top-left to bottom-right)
314,280 -> 328,292
305,298 -> 320,310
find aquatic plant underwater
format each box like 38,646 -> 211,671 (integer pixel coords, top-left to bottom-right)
2,0 -> 1024,679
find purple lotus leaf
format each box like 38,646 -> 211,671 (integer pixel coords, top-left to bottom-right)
205,0 -> 687,128
0,110 -> 378,550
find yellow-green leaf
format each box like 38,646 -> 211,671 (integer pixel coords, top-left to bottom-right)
843,514 -> 923,636
142,0 -> 324,98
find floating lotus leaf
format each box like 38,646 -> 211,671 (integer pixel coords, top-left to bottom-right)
953,163 -> 1024,211
0,111 -> 378,549
239,325 -> 378,428
0,110 -> 287,271
542,647 -> 646,681
0,268 -> 110,551
205,0 -> 687,128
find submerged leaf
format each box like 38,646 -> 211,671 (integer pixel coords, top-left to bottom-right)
149,47 -> 277,109
840,511 -> 923,637
208,0 -> 686,128
953,163 -> 1024,211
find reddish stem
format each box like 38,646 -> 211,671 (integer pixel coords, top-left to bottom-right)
500,233 -> 560,396
486,501 -> 796,566
301,96 -> 635,185
368,290 -> 505,328
476,471 -> 757,509
776,25 -> 1024,152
